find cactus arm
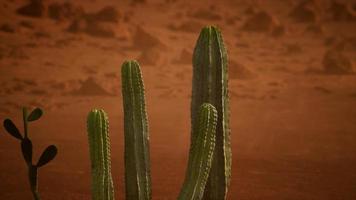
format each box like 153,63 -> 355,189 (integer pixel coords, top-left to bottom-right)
87,109 -> 114,200
121,60 -> 151,200
178,103 -> 217,200
191,26 -> 231,199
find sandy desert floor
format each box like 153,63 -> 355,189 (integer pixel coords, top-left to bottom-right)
0,0 -> 356,199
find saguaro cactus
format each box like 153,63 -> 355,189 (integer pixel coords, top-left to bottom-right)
121,60 -> 151,200
178,103 -> 217,200
191,25 -> 231,199
87,109 -> 114,200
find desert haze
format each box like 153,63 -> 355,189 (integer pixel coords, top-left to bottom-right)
0,0 -> 356,199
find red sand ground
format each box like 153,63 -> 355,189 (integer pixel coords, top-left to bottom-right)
1,0 -> 356,199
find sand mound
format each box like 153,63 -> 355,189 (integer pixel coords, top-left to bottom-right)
168,20 -> 204,33
241,11 -> 281,33
133,26 -> 166,50
188,8 -> 221,20
322,49 -> 353,74
329,1 -> 356,21
17,0 -> 45,18
289,0 -> 320,23
172,49 -> 192,64
137,47 -> 161,66
71,77 -> 111,96
48,2 -> 83,21
229,60 -> 254,80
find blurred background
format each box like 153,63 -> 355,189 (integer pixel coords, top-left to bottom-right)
0,0 -> 355,199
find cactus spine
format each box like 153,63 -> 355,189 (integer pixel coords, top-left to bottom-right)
178,103 -> 217,200
121,60 -> 151,200
191,26 -> 231,199
87,109 -> 114,200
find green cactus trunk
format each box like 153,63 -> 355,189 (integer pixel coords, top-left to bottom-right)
178,103 -> 217,200
87,109 -> 114,200
191,26 -> 231,200
121,60 -> 151,200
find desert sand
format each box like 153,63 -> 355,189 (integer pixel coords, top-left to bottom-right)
0,0 -> 356,199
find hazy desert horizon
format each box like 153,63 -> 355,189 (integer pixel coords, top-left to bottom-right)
1,0 -> 356,199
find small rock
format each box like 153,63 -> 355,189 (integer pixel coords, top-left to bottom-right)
18,20 -> 34,29
17,0 -> 45,18
0,23 -> 15,33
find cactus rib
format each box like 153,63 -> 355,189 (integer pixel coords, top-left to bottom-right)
121,60 -> 151,200
191,26 -> 231,199
87,109 -> 114,200
178,103 -> 217,200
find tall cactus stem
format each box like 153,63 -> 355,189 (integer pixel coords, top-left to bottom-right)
178,103 -> 217,200
121,60 -> 151,200
191,25 -> 231,200
87,109 -> 114,200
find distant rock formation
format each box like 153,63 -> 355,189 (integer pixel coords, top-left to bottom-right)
133,26 -> 166,50
71,77 -> 111,96
322,49 -> 353,75
17,0 -> 45,18
229,60 -> 255,80
167,20 -> 204,33
241,11 -> 283,34
289,0 -> 320,23
48,2 -> 84,21
138,47 -> 161,66
329,1 -> 356,21
85,6 -> 121,23
66,6 -> 124,39
172,49 -> 192,64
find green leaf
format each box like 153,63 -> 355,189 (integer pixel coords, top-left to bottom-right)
27,108 -> 43,122
36,145 -> 57,167
21,138 -> 33,164
3,119 -> 23,140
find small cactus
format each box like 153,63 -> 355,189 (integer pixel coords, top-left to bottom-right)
121,60 -> 151,200
2,107 -> 58,200
178,103 -> 217,200
87,109 -> 114,200
191,25 -> 231,199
